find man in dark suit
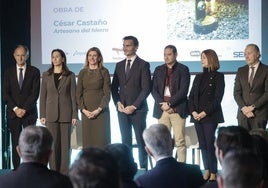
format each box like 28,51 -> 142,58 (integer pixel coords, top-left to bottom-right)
135,124 -> 205,188
151,45 -> 190,162
111,36 -> 151,169
3,45 -> 40,169
0,126 -> 73,188
234,43 -> 268,131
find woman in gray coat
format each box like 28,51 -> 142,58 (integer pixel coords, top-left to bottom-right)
39,49 -> 78,175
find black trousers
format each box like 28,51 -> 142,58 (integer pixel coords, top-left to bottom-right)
117,111 -> 148,169
195,123 -> 218,173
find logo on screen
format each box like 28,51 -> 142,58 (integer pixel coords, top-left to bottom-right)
233,51 -> 244,58
190,51 -> 201,57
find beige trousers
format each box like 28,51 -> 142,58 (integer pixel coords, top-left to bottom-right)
158,111 -> 186,162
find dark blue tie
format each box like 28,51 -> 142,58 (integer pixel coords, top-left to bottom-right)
19,68 -> 23,89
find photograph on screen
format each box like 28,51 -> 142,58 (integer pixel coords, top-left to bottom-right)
167,0 -> 248,40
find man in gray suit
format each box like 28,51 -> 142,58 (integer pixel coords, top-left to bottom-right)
111,36 -> 151,169
234,43 -> 268,131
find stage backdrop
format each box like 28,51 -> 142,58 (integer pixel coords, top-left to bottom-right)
31,0 -> 267,74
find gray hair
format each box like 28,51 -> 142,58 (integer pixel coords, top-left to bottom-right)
142,124 -> 173,157
14,44 -> 30,59
245,43 -> 261,59
19,126 -> 53,161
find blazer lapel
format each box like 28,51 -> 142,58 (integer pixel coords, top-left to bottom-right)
250,63 -> 263,90
119,60 -> 128,82
125,58 -> 138,81
13,67 -> 21,90
194,75 -> 202,104
20,67 -> 30,90
49,74 -> 59,93
159,66 -> 166,92
198,74 -> 207,95
243,66 -> 252,90
58,75 -> 66,93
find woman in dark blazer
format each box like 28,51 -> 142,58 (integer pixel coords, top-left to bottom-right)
188,49 -> 225,182
39,49 -> 78,175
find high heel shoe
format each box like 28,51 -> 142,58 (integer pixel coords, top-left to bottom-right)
203,170 -> 210,181
208,173 -> 217,182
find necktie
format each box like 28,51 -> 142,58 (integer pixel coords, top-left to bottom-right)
249,66 -> 255,87
125,59 -> 131,78
19,68 -> 23,89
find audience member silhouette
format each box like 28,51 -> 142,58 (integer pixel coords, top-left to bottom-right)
0,126 -> 73,188
69,147 -> 120,188
250,128 -> 268,188
135,124 -> 205,188
215,125 -> 254,163
218,149 -> 264,188
105,143 -> 138,188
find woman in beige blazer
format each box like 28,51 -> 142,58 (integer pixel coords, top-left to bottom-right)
39,49 -> 78,175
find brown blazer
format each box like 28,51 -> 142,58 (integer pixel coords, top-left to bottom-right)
234,62 -> 268,128
39,71 -> 78,122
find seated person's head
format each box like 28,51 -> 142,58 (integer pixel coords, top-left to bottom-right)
17,125 -> 53,164
69,147 -> 120,188
215,126 -> 254,162
218,149 -> 263,188
143,124 -> 174,159
105,143 -> 137,181
250,133 -> 268,183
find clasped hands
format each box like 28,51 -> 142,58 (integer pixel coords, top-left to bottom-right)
117,102 -> 136,115
82,108 -> 102,119
40,118 -> 77,126
241,105 -> 255,118
160,102 -> 174,114
192,111 -> 207,121
14,107 -> 26,118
